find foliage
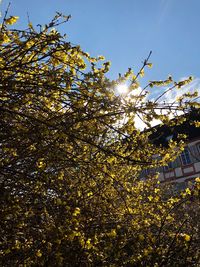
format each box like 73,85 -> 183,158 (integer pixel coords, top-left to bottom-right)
0,12 -> 200,266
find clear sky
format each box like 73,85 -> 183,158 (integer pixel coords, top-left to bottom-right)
1,0 -> 200,87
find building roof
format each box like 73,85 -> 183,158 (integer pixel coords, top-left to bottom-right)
149,108 -> 200,147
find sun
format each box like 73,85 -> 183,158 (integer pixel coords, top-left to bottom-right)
116,83 -> 129,94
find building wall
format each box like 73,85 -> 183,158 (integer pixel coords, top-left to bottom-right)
161,138 -> 200,182
141,137 -> 200,190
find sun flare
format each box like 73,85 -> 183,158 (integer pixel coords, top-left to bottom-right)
116,83 -> 129,94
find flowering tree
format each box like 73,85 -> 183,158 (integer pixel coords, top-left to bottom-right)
0,12 -> 199,266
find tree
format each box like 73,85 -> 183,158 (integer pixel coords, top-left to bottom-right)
0,13 -> 199,266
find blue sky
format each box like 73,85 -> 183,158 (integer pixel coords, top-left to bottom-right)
1,0 -> 200,86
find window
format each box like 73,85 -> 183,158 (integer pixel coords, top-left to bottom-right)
164,161 -> 173,171
141,168 -> 150,178
143,168 -> 150,176
173,182 -> 187,193
197,143 -> 200,154
180,148 -> 192,166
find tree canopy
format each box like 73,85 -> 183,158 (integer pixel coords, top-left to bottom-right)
0,13 -> 200,266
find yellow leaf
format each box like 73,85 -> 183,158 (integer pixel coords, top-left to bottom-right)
107,229 -> 117,237
185,188 -> 191,195
139,234 -> 144,241
56,198 -> 62,205
195,177 -> 200,183
28,22 -> 34,30
140,69 -> 145,77
37,159 -> 46,169
184,234 -> 191,242
36,250 -> 42,257
194,121 -> 200,127
0,33 -> 11,43
87,191 -> 93,197
5,16 -> 19,25
73,207 -> 80,216
148,195 -> 153,201
147,63 -> 153,68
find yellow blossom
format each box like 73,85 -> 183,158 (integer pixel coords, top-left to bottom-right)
184,234 -> 191,242
185,188 -> 191,195
5,16 -> 19,25
36,250 -> 42,257
73,207 -> 80,216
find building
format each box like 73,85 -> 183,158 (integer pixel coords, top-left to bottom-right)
140,109 -> 200,191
